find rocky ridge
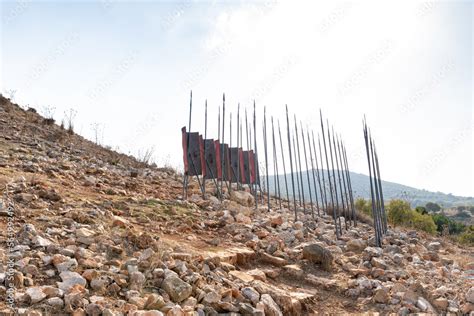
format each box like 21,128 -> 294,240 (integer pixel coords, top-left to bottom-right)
0,96 -> 473,315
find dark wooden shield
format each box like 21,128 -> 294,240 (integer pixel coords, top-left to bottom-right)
204,139 -> 218,179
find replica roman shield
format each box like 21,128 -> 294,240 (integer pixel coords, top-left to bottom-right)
204,139 -> 218,179
242,150 -> 250,184
221,143 -> 230,181
187,132 -> 203,176
214,140 -> 222,179
249,150 -> 255,184
229,147 -> 240,183
181,127 -> 189,174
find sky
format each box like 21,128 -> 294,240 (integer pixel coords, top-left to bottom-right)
0,0 -> 473,197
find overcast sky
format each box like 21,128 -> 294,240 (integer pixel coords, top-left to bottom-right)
1,1 -> 472,197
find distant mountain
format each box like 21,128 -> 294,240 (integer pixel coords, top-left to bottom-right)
266,170 -> 474,208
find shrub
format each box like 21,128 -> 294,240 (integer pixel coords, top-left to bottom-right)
355,198 -> 372,217
387,199 -> 412,227
411,212 -> 437,234
457,226 -> 474,246
425,202 -> 441,213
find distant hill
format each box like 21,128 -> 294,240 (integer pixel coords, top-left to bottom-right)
267,170 -> 474,209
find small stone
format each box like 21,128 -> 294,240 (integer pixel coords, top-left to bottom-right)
371,257 -> 387,269
57,271 -> 87,292
373,287 -> 389,304
302,243 -> 334,271
145,293 -> 166,309
242,287 -> 260,304
427,242 -> 441,251
203,291 -> 221,304
161,275 -> 192,303
467,287 -> 474,304
46,297 -> 64,307
346,239 -> 367,253
130,271 -> 146,291
26,287 -> 47,303
260,294 -> 282,316
433,297 -> 448,310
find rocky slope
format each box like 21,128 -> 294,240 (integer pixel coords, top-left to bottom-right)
0,95 -> 473,316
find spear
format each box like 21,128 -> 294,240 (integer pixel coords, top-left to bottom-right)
333,129 -> 348,230
293,134 -> 302,209
294,115 -> 306,214
272,117 -> 282,209
278,121 -> 290,209
263,107 -> 270,210
320,110 -> 339,237
363,117 -> 381,247
253,101 -> 259,208
342,142 -> 356,226
328,122 -> 342,235
374,144 -> 388,232
183,91 -> 193,199
312,131 -> 325,216
317,133 -> 328,213
237,103 -> 241,188
337,135 -> 351,227
308,129 -> 321,217
286,105 -> 297,220
221,94 -> 226,195
370,133 -> 384,238
301,123 -> 315,218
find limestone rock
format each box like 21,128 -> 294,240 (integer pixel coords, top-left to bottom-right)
302,243 -> 334,271
161,275 -> 192,303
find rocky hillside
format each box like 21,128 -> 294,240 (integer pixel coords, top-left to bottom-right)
0,95 -> 473,316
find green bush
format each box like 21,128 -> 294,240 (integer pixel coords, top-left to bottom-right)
355,198 -> 372,217
425,202 -> 441,213
457,226 -> 474,246
386,199 -> 436,234
411,212 -> 437,234
387,200 -> 412,227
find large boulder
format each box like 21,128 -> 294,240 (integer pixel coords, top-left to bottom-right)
302,243 -> 334,271
161,275 -> 192,303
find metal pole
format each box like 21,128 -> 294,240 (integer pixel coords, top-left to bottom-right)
286,105 -> 297,220
203,99 -> 207,198
320,110 -> 339,238
337,135 -> 351,227
263,107 -> 270,210
221,94 -> 226,195
312,131 -> 325,216
278,120 -> 290,209
293,135 -> 302,209
363,118 -> 381,247
342,143 -> 356,226
317,133 -> 328,214
294,116 -> 306,214
333,129 -> 347,230
253,101 -> 259,209
328,122 -> 342,235
301,123 -> 315,218
271,117 -> 282,209
374,145 -> 388,233
237,104 -> 240,189
183,90 -> 193,199
308,129 -> 321,217
370,134 -> 383,238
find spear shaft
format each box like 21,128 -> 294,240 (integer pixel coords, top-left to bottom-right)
301,123 -> 315,218
320,111 -> 339,237
286,105 -> 297,220
278,121 -> 290,209
308,130 -> 321,217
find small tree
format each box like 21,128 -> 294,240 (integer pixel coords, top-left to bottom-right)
425,202 -> 441,213
415,206 -> 427,215
64,109 -> 77,134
